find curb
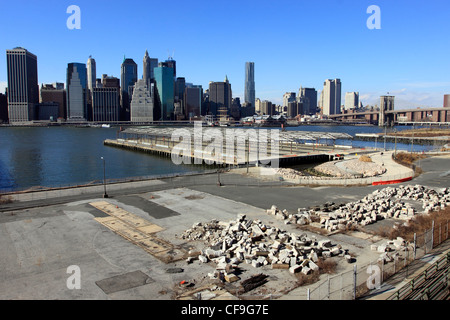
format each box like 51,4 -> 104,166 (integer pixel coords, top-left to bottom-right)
372,176 -> 413,186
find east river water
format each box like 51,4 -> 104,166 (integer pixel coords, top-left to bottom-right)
0,124 -> 437,191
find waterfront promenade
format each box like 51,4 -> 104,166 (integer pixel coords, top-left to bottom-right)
1,149 -> 417,205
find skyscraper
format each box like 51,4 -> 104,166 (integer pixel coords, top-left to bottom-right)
87,56 -> 96,93
322,79 -> 341,115
121,57 -> 138,121
175,77 -> 186,102
283,92 -> 296,109
164,57 -> 176,79
298,87 -> 317,115
208,76 -> 232,116
143,50 -> 151,85
6,47 -> 39,122
66,63 -> 87,121
244,62 -> 255,108
92,87 -> 120,122
184,86 -> 202,118
154,64 -> 175,120
261,100 -> 274,116
130,79 -> 154,122
143,50 -> 158,85
40,83 -> 66,119
344,92 -> 359,110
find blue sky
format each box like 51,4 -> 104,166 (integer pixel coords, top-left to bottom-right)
0,0 -> 449,108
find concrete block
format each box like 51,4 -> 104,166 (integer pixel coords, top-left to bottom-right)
330,247 -> 341,256
252,260 -> 261,268
272,263 -> 289,269
301,266 -> 311,275
251,225 -> 264,237
199,255 -> 208,263
289,257 -> 297,267
309,260 -> 319,271
289,264 -> 302,274
318,240 -> 332,248
224,273 -> 239,283
308,251 -> 319,263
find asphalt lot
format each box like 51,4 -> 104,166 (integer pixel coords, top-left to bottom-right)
0,154 -> 448,300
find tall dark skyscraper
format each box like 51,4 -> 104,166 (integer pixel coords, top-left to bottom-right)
143,50 -> 158,85
209,76 -> 232,116
298,87 -> 318,115
143,50 -> 151,85
244,62 -> 255,107
321,78 -> 341,115
66,62 -> 87,121
154,64 -> 175,120
121,57 -> 138,121
164,57 -> 176,79
92,87 -> 120,122
6,47 -> 39,122
184,86 -> 202,118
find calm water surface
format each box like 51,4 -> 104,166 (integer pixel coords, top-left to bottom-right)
0,126 -> 199,191
0,124 -> 438,191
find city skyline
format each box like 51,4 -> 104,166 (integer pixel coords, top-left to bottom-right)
1,0 -> 449,108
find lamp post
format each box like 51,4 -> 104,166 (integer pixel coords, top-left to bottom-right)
100,157 -> 108,198
394,129 -> 398,159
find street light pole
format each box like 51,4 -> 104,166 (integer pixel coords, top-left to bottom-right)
394,129 -> 398,159
101,157 -> 108,198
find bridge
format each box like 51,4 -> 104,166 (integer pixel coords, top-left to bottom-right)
329,107 -> 450,126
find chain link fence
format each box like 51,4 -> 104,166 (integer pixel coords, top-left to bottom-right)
306,219 -> 449,300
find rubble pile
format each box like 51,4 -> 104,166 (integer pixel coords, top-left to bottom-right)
178,214 -> 349,280
317,185 -> 450,232
370,237 -> 415,265
266,205 -> 312,226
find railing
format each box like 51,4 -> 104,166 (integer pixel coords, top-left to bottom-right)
387,252 -> 450,300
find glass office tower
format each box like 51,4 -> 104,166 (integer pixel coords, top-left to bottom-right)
154,65 -> 174,120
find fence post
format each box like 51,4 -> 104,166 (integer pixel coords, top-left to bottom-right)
447,220 -> 449,241
431,220 -> 435,250
327,275 -> 330,300
413,233 -> 417,260
307,288 -> 310,300
394,256 -> 396,274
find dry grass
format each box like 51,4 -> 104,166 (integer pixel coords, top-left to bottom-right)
374,206 -> 450,242
395,128 -> 450,138
395,152 -> 426,165
359,155 -> 373,162
316,257 -> 338,274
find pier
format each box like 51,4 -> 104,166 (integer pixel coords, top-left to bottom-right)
105,126 -> 355,167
